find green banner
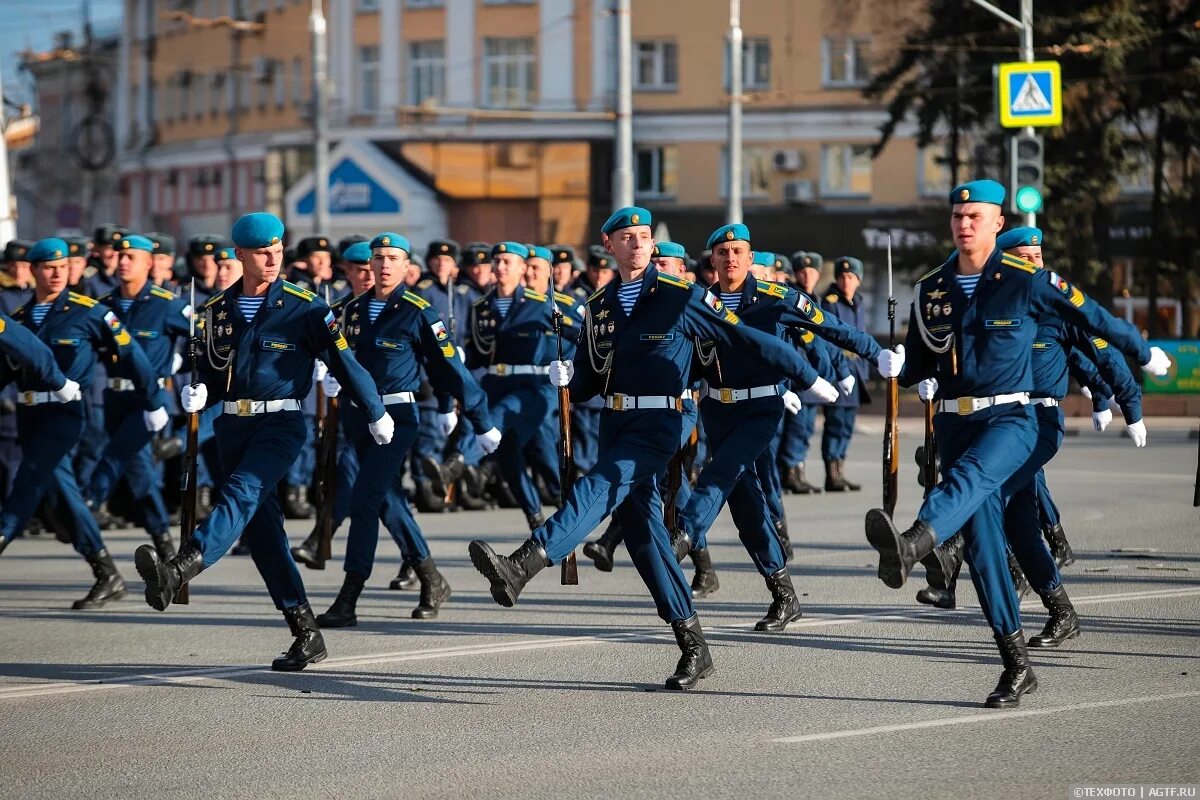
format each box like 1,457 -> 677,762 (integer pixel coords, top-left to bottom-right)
1144,340 -> 1200,394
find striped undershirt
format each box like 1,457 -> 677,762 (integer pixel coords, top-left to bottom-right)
237,295 -> 265,321
30,303 -> 51,326
368,298 -> 387,323
617,280 -> 642,314
719,291 -> 742,312
115,298 -> 135,314
494,296 -> 514,317
956,272 -> 982,299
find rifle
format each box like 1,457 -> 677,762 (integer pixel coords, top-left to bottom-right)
664,401 -> 698,531
314,286 -> 339,562
921,399 -> 938,496
443,274 -> 459,506
552,308 -> 579,586
882,236 -> 900,518
1194,417 -> 1200,507
176,280 -> 200,604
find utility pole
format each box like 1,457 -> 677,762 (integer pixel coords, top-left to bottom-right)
612,0 -> 633,210
310,0 -> 330,234
727,0 -> 743,224
0,58 -> 15,245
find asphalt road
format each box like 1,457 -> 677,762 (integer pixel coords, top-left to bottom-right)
0,422 -> 1197,800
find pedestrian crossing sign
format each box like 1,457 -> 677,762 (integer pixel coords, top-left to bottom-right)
998,61 -> 1062,128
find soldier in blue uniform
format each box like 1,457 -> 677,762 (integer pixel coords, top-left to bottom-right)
145,232 -> 179,289
866,181 -> 1171,707
467,207 -> 821,689
84,235 -> 189,559
818,256 -> 872,492
64,236 -> 91,290
315,233 -> 500,626
458,243 -> 493,300
81,224 -> 128,298
0,237 -> 167,608
133,212 -> 394,671
0,240 -> 35,500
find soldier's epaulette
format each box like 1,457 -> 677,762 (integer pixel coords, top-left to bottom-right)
587,287 -> 606,304
755,279 -> 788,299
455,284 -> 471,295
96,292 -> 113,303
281,280 -> 317,301
67,292 -> 97,308
1000,253 -> 1038,274
150,285 -> 176,301
473,294 -> 490,307
0,272 -> 15,289
204,291 -> 226,309
553,291 -> 576,306
824,292 -> 839,304
83,265 -> 98,279
402,291 -> 430,310
417,278 -> 433,290
523,288 -> 547,302
656,274 -> 691,290
916,265 -> 941,284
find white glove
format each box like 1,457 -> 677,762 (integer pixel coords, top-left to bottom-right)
476,426 -> 502,455
321,374 -> 341,398
808,376 -> 840,404
838,375 -> 856,397
313,360 -> 329,383
181,383 -> 208,413
171,352 -> 184,375
875,345 -> 905,379
1080,385 -> 1093,400
1092,407 -> 1113,432
549,359 -> 574,388
1127,419 -> 1147,448
143,406 -> 169,433
438,410 -> 458,436
918,378 -> 938,402
457,346 -> 466,362
781,390 -> 802,415
1142,346 -> 1171,377
51,378 -> 81,403
369,412 -> 395,445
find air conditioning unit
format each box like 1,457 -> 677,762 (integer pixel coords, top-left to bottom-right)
773,149 -> 804,172
783,179 -> 814,204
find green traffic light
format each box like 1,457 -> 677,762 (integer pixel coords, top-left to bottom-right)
1015,185 -> 1043,214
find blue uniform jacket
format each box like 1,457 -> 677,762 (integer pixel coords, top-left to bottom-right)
819,284 -> 872,408
568,265 -> 813,402
901,249 -> 1152,402
341,289 -> 493,433
1032,315 -> 1143,424
0,311 -> 69,390
98,281 -> 191,380
197,279 -> 385,422
463,287 -> 563,370
413,278 -> 475,342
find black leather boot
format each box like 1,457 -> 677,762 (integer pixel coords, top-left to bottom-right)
669,527 -> 692,564
754,568 -> 803,631
525,511 -> 546,532
72,549 -> 127,610
915,586 -> 957,609
455,464 -> 489,510
151,533 -> 176,561
420,454 -> 450,498
412,558 -> 451,619
134,543 -> 204,611
272,602 -> 327,671
388,561 -> 418,590
865,509 -> 936,590
665,614 -> 713,690
774,516 -> 794,560
283,485 -> 314,520
316,572 -> 366,628
1009,551 -> 1031,600
468,538 -> 549,607
1028,585 -> 1080,648
689,547 -> 720,598
583,519 -> 623,572
985,630 -> 1038,708
824,459 -> 848,492
290,527 -> 326,570
1043,522 -> 1075,568
918,532 -> 963,602
838,459 -> 861,491
784,463 -> 821,494
413,480 -> 446,513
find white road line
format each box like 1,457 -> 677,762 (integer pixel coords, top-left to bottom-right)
1,586 -> 1197,702
771,690 -> 1200,744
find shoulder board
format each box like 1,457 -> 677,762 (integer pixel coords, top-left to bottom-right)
281,281 -> 317,301
656,274 -> 691,290
553,291 -> 576,307
204,291 -> 226,309
824,293 -> 839,304
473,295 -> 490,307
799,330 -> 815,344
402,291 -> 431,310
83,266 -> 98,278
0,273 -> 15,289
96,292 -> 113,303
523,288 -> 547,302
1000,253 -> 1038,274
587,287 -> 606,304
455,284 -> 471,295
916,265 -> 941,284
417,279 -> 433,289
150,285 -> 176,301
67,292 -> 97,308
755,279 -> 788,299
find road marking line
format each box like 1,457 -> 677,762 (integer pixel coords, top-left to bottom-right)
771,690 -> 1200,744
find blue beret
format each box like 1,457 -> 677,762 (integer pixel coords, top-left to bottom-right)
834,256 -> 864,279
950,179 -> 1006,207
997,226 -> 1043,250
751,250 -> 776,268
370,232 -> 410,253
118,235 -> 155,254
27,238 -> 70,262
341,241 -> 372,264
601,206 -> 652,235
231,212 -> 285,248
706,223 -> 751,250
215,242 -> 239,262
653,241 -> 687,259
490,241 -> 529,260
526,245 -> 553,263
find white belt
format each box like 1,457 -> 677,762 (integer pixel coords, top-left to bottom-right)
222,399 -> 303,416
704,385 -> 780,404
353,391 -> 416,408
1031,397 -> 1060,408
939,392 -> 1030,416
17,389 -> 81,406
487,364 -> 550,376
108,377 -> 166,392
605,393 -> 686,411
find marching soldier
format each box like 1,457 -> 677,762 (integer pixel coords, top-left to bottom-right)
133,212 -> 394,671
146,232 -> 179,289
82,224 -> 128,298
551,245 -> 584,298
0,240 -> 35,503
64,236 -> 91,290
819,256 -> 872,492
186,235 -> 223,305
458,243 -> 493,300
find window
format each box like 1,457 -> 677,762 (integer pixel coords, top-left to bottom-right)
719,147 -> 771,198
635,40 -> 678,91
209,73 -> 224,115
406,0 -> 443,6
409,40 -> 445,105
178,74 -> 191,119
634,145 -> 678,199
274,65 -> 285,108
358,45 -> 380,112
482,37 -> 537,108
724,38 -> 770,91
356,0 -> 379,10
821,144 -> 873,197
291,57 -> 305,107
822,36 -> 871,88
255,70 -> 271,109
918,146 -> 954,198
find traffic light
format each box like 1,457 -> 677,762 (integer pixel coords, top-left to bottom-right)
1009,132 -> 1045,215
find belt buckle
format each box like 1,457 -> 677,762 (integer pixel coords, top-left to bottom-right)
494,364 -> 507,376
236,399 -> 254,417
20,391 -> 35,405
956,397 -> 974,415
719,387 -> 734,404
611,394 -> 625,411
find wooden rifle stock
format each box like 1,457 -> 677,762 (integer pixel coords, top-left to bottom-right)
922,400 -> 938,498
176,279 -> 200,604
552,309 -> 578,585
882,236 -> 899,517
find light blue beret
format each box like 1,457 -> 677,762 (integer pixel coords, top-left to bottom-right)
370,232 -> 411,253
117,234 -> 155,254
342,241 -> 372,264
490,241 -> 529,260
27,238 -> 69,262
996,226 -> 1043,250
231,212 -> 285,248
706,223 -> 751,250
950,179 -> 1006,207
653,241 -> 687,259
601,206 -> 652,235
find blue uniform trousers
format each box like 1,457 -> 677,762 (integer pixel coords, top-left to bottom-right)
1035,470 -> 1060,529
532,408 -> 694,623
527,414 -> 562,499
778,403 -> 816,468
73,390 -> 108,487
821,404 -> 857,461
758,425 -> 785,525
342,403 -> 430,578
194,405 -> 221,489
0,404 -> 106,557
87,391 -> 171,537
483,375 -> 553,518
412,402 -> 446,465
571,404 -> 601,473
286,412 -> 317,487
682,398 -> 786,578
191,410 -> 309,611
1000,405 -> 1065,596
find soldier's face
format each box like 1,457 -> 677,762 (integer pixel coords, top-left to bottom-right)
97,245 -> 120,271
1010,245 -> 1043,267
8,260 -> 32,287
799,266 -> 820,293
371,248 -> 409,294
347,263 -> 374,294
603,226 -> 654,272
214,259 -> 243,290
525,258 -> 552,293
467,262 -> 493,287
836,271 -> 861,298
151,254 -> 175,284
710,240 -> 752,288
67,257 -> 86,285
117,249 -> 153,285
33,259 -> 70,296
493,254 -> 527,294
552,261 -> 573,288
951,203 -> 1004,255
653,256 -> 684,277
237,242 -> 284,285
428,254 -> 456,282
192,255 -> 217,281
307,252 -> 332,280
589,265 -> 614,289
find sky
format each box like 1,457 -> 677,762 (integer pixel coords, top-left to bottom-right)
1,0 -> 123,107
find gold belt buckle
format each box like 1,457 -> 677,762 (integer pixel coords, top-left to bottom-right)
494,364 -> 508,376
610,394 -> 625,411
719,387 -> 734,403
957,397 -> 974,415
236,399 -> 254,417
21,391 -> 35,405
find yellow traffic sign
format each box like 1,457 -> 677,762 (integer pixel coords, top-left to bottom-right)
998,61 -> 1062,128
